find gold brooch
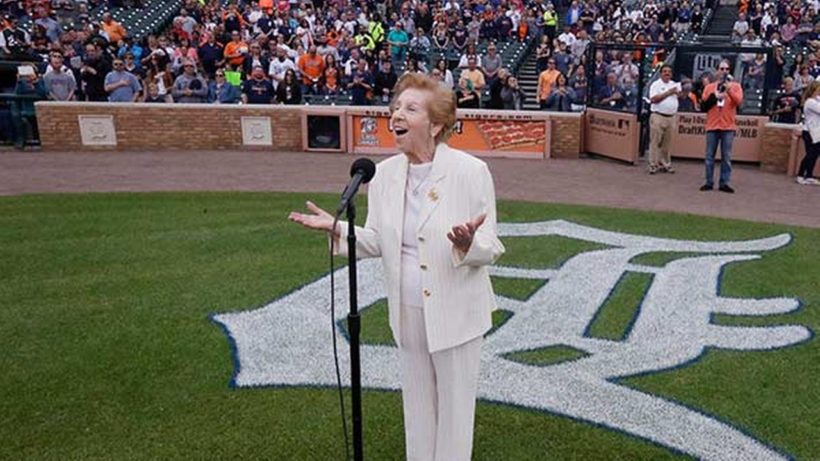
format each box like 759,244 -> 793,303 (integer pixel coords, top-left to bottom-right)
428,189 -> 439,201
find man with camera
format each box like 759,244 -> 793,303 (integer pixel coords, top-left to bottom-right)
699,59 -> 744,193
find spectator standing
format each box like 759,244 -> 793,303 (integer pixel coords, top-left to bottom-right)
322,54 -> 342,95
0,15 -> 31,58
500,75 -> 527,110
100,12 -> 127,43
797,81 -> 820,185
144,83 -> 166,103
242,65 -> 275,104
276,69 -> 302,105
434,58 -> 454,89
198,34 -> 224,78
537,58 -> 560,109
208,69 -> 240,103
80,43 -> 111,102
44,53 -> 76,101
461,56 -> 486,93
268,46 -> 295,90
482,43 -> 502,87
104,58 -> 142,102
458,42 -> 482,69
223,30 -> 248,69
732,13 -> 749,42
546,73 -> 576,112
456,76 -> 480,108
571,30 -> 590,64
174,9 -> 198,38
13,64 -> 46,148
172,37 -> 199,73
613,53 -> 639,87
700,60 -> 744,193
648,65 -> 680,174
297,45 -> 325,94
543,4 -> 558,40
552,41 -> 572,76
678,78 -> 699,112
141,35 -> 170,69
535,36 -> 552,75
771,77 -> 800,124
242,42 -> 269,77
408,27 -> 430,64
568,65 -> 587,110
432,23 -> 449,51
36,11 -> 61,44
387,22 -> 409,64
596,72 -> 626,110
488,68 -> 510,109
374,59 -> 398,104
171,59 -> 208,103
557,25 -> 576,48
348,58 -> 373,106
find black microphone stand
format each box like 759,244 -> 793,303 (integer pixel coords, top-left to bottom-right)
345,200 -> 364,461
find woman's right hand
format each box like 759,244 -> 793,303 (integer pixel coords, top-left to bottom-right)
288,201 -> 338,235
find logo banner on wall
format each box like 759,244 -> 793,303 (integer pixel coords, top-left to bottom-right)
584,108 -> 639,163
670,114 -> 768,162
348,108 -> 551,159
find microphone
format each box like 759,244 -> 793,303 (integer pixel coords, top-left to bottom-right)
336,158 -> 376,216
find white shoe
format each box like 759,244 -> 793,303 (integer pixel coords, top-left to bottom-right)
806,178 -> 820,185
796,177 -> 808,185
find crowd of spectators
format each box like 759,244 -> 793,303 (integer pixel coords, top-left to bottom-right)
5,0 -> 816,121
0,0 -> 720,111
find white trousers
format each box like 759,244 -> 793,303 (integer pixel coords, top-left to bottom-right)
398,304 -> 483,461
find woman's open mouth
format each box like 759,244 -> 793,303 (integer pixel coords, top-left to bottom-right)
394,128 -> 408,137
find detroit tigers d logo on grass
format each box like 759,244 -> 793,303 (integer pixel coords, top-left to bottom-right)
213,220 -> 811,460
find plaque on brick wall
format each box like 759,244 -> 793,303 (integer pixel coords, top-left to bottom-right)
241,116 -> 273,146
78,115 -> 117,146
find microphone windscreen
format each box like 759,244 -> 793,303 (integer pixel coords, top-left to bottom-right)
350,158 -> 377,183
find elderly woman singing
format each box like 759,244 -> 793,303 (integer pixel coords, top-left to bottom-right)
289,73 -> 505,460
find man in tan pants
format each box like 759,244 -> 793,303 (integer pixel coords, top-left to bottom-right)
648,65 -> 680,174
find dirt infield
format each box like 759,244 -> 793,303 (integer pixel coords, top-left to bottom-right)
1,150 -> 818,228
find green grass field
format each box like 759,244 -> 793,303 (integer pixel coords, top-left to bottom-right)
1,192 -> 817,460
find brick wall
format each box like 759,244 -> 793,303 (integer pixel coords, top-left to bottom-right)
37,102 -> 585,160
549,113 -> 582,159
36,102 -> 303,152
760,123 -> 797,174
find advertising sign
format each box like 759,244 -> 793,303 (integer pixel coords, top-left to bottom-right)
670,114 -> 767,162
584,108 -> 639,163
347,108 -> 550,159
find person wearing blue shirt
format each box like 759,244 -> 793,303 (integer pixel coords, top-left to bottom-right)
104,58 -> 142,102
241,66 -> 275,104
117,37 -> 143,68
208,70 -> 240,104
596,73 -> 626,110
387,22 -> 409,64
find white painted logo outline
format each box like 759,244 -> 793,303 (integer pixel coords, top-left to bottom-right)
212,220 -> 812,460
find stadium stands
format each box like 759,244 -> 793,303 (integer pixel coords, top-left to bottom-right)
0,0 -> 818,148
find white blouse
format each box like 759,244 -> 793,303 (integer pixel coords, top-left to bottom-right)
400,162 -> 434,308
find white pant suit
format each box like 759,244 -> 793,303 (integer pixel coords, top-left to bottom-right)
335,144 -> 506,461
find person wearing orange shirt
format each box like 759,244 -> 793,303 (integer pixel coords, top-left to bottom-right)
297,45 -> 325,94
100,12 -> 127,43
536,58 -> 560,109
700,60 -> 744,193
223,30 -> 248,69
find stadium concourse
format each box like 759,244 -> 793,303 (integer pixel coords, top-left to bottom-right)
1,149 -> 818,228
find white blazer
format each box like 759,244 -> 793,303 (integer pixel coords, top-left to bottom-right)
336,143 -> 506,353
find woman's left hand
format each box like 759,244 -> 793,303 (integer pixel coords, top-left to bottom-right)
447,213 -> 486,254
